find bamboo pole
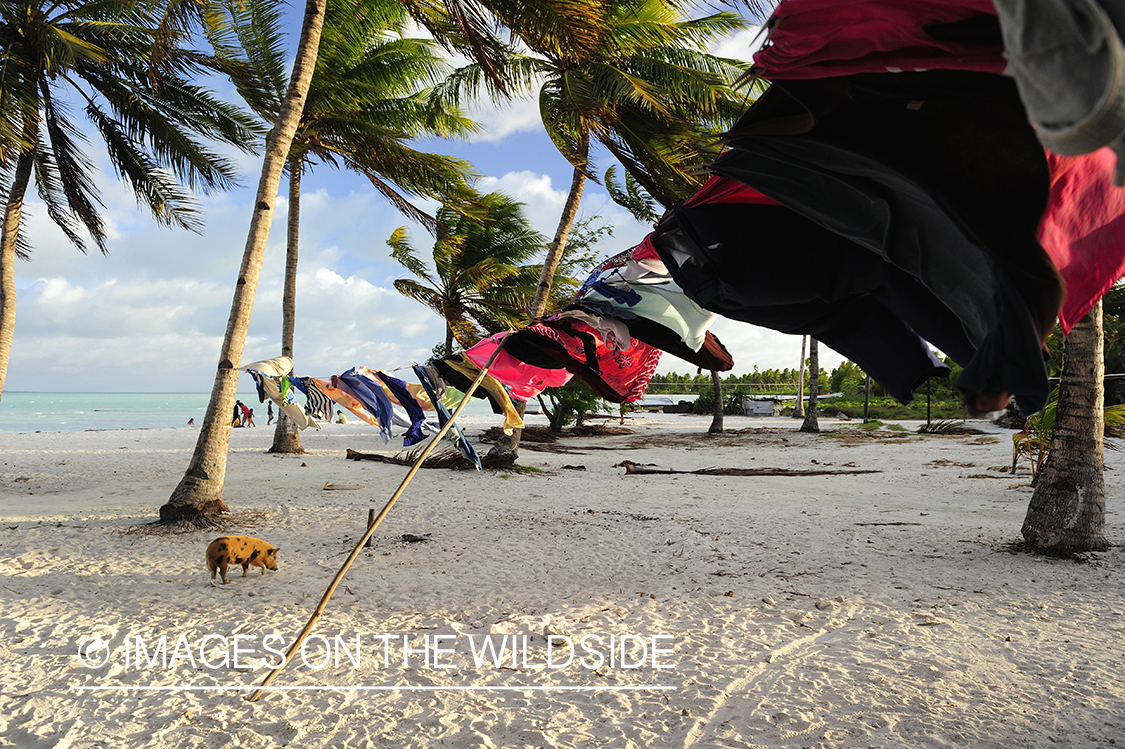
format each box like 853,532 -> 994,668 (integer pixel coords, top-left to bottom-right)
247,335 -> 510,701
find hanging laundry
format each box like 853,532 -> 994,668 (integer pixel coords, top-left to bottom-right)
650,197 -> 963,404
371,369 -> 429,447
443,356 -> 525,435
239,356 -> 295,378
239,358 -> 321,431
749,0 -> 1006,81
463,334 -> 572,402
702,69 -> 1064,414
335,370 -> 395,443
367,372 -> 436,411
432,356 -> 508,415
247,371 -> 321,431
412,363 -> 481,469
1039,150 -> 1125,331
298,377 -> 336,421
569,238 -> 734,371
312,377 -> 381,429
505,316 -> 662,403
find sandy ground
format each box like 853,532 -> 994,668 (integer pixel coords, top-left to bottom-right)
1,411 -> 1123,748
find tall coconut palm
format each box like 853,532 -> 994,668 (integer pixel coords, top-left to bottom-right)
159,0 -> 607,519
708,370 -> 724,434
1022,301 -> 1108,554
800,337 -> 820,433
159,0 -> 328,524
793,335 -> 806,418
390,191 -> 547,354
232,0 -> 478,453
0,0 -> 261,401
441,0 -> 747,320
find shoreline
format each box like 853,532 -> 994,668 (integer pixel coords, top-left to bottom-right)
2,414 -> 1123,748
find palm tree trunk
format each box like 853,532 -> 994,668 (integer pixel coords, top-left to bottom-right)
160,0 -> 327,524
0,145 -> 35,403
498,135 -> 589,459
270,154 -> 305,454
530,136 -> 588,321
1022,302 -> 1108,554
800,337 -> 820,433
708,369 -> 724,434
793,335 -> 806,418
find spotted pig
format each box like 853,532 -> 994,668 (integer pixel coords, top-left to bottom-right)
206,536 -> 279,584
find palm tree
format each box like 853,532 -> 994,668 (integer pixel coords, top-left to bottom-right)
442,0 -> 748,320
799,337 -> 820,433
232,0 -> 478,453
0,0 -> 260,401
793,335 -> 806,418
1022,301 -> 1108,554
390,192 -> 547,354
158,0 -> 608,519
708,370 -> 724,434
159,0 -> 328,524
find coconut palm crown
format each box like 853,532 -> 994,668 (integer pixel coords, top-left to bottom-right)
390,192 -> 547,355
0,0 -> 261,400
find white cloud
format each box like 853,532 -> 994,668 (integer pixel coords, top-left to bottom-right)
709,25 -> 768,63
466,94 -> 544,144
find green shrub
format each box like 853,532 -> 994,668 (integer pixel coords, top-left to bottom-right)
541,380 -> 607,432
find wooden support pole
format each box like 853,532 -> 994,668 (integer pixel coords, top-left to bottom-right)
363,508 -> 375,548
247,335 -> 510,701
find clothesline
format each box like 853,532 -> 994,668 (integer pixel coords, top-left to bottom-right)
239,356 -> 532,470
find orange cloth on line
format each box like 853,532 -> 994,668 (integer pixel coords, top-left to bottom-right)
311,378 -> 381,428
444,358 -> 524,435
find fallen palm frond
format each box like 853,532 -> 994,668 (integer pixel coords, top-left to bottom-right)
323,482 -> 362,490
346,447 -> 476,469
346,447 -> 516,469
917,420 -> 984,435
615,460 -> 879,476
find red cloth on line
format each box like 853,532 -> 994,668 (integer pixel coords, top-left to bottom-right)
524,318 -> 663,403
751,0 -> 1004,80
1039,150 -> 1125,332
681,175 -> 780,209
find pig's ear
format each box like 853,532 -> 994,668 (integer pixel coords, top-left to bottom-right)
270,547 -> 280,554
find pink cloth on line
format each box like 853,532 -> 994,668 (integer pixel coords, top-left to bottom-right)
464,333 -> 572,401
751,0 -> 1004,80
1039,150 -> 1125,333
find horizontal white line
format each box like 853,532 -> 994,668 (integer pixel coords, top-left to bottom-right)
75,685 -> 674,692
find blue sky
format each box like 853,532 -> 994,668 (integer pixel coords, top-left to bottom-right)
5,5 -> 843,393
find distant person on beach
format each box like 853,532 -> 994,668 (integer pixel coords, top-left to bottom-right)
188,418 -> 195,426
267,402 -> 274,425
233,401 -> 243,427
239,400 -> 251,427
247,409 -> 256,427
336,410 -> 348,424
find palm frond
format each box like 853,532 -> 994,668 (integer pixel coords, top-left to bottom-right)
40,85 -> 107,252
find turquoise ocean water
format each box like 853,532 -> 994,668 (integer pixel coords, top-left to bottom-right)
0,390 -> 502,435
0,392 -> 216,434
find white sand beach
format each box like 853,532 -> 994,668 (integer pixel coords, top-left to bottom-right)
1,412 -> 1124,748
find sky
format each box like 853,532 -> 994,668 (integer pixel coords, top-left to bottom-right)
5,5 -> 844,394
